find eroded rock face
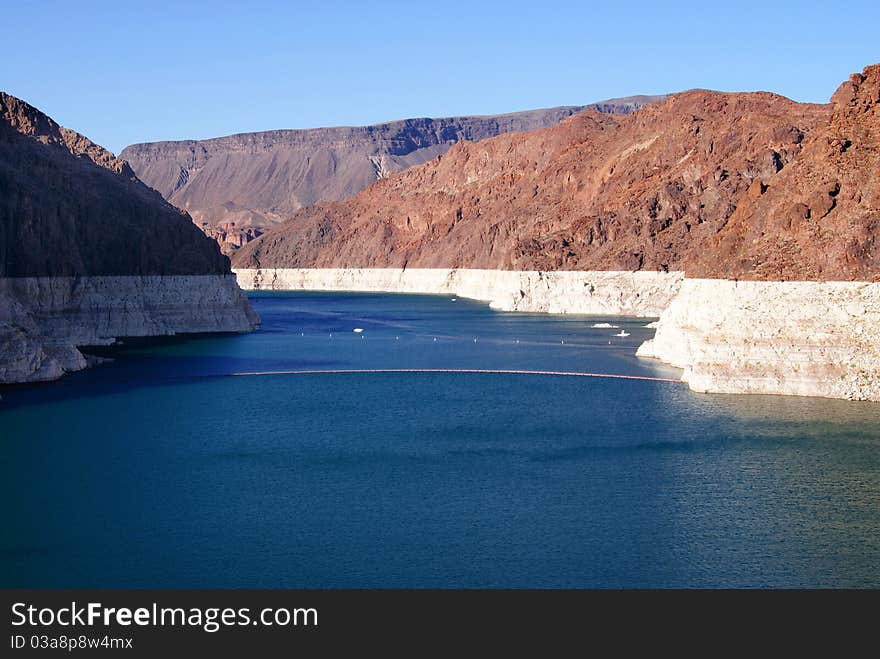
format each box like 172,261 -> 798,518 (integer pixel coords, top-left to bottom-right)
231,89 -> 829,275
0,276 -> 259,383
637,279 -> 880,401
120,96 -> 666,252
694,65 -> 880,281
0,286 -> 82,383
201,221 -> 264,252
0,92 -> 259,384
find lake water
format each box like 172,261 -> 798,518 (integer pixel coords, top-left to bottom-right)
1,292 -> 878,588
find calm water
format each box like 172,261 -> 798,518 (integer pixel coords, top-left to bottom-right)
1,292 -> 879,588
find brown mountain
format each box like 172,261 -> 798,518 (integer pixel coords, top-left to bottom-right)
120,96 -> 665,253
233,72 -> 864,279
691,66 -> 880,280
0,92 -> 229,276
0,92 -> 257,384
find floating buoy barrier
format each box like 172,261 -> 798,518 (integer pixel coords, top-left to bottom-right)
228,368 -> 682,384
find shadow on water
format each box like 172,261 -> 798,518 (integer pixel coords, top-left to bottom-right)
0,332 -> 347,411
1,290 -> 678,410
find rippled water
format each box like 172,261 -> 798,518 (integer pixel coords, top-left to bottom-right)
1,292 -> 878,587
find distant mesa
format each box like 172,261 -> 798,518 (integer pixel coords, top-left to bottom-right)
120,96 -> 666,254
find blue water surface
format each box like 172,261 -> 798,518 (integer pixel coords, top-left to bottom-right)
1,292 -> 878,588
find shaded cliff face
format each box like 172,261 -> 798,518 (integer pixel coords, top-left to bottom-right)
232,86 -> 832,276
694,65 -> 880,280
120,96 -> 665,252
0,92 -> 257,384
0,92 -> 230,276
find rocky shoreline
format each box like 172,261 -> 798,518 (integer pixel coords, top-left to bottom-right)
0,275 -> 259,384
637,279 -> 880,401
234,267 -> 683,317
1,91 -> 262,386
235,268 -> 880,402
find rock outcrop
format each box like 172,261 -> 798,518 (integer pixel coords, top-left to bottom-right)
688,67 -> 880,281
636,279 -> 880,400
120,96 -> 665,253
0,92 -> 259,384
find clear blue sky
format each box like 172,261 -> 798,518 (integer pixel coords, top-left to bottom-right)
2,1 -> 878,154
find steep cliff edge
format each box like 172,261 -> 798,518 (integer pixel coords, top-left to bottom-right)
636,279 -> 880,400
121,96 -> 665,253
0,92 -> 259,384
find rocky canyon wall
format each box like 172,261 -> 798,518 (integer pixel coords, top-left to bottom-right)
637,279 -> 880,401
0,91 -> 259,384
233,268 -> 683,317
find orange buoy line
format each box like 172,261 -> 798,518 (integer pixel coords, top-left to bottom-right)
227,368 -> 682,384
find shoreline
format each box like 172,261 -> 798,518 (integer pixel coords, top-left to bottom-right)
233,267 -> 683,317
0,275 -> 259,384
234,267 -> 880,402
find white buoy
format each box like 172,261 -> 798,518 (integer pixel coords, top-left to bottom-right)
353,328 -> 364,333
451,298 -> 457,301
